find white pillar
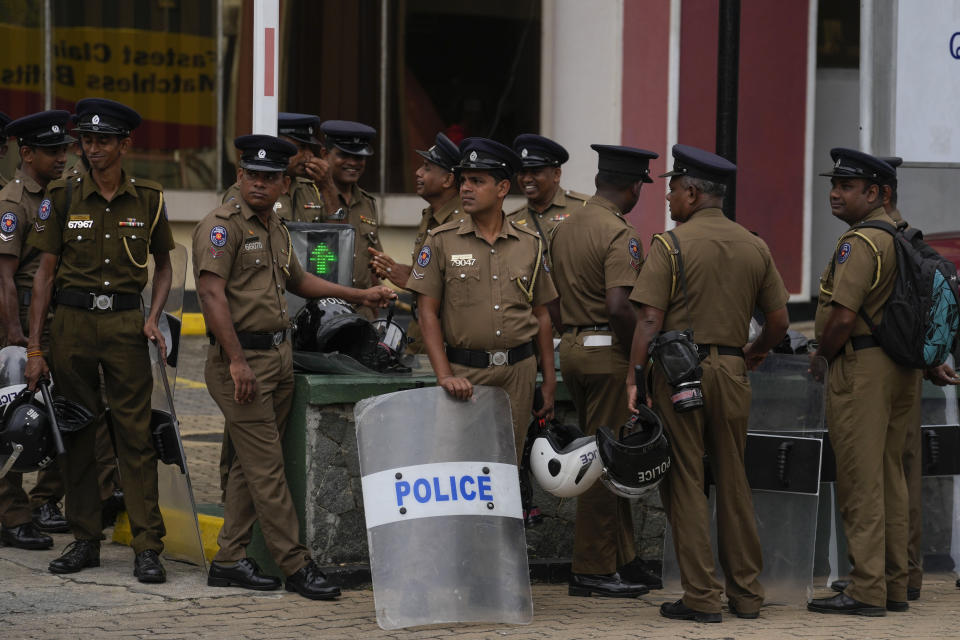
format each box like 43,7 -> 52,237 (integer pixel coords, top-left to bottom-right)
252,0 -> 280,135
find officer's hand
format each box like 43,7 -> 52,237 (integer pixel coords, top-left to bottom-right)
143,320 -> 167,365
626,380 -> 652,413
438,375 -> 473,401
367,248 -> 396,278
24,356 -> 49,391
534,381 -> 555,421
925,362 -> 960,386
360,286 -> 397,309
5,328 -> 28,348
807,351 -> 825,382
229,360 -> 258,404
742,342 -> 768,371
304,156 -> 330,184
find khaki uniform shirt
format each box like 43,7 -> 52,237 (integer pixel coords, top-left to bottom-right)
221,177 -> 326,223
411,195 -> 461,264
508,187 -> 589,271
814,207 -> 898,340
550,195 -> 642,327
406,214 -> 558,351
630,207 -> 788,346
28,169 -> 176,294
0,169 -> 47,289
192,198 -> 306,333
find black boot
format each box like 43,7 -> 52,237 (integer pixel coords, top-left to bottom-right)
208,558 -> 281,590
617,557 -> 663,590
285,560 -> 341,600
49,540 -> 100,574
1,522 -> 54,550
568,572 -> 649,598
32,502 -> 70,534
134,549 -> 166,584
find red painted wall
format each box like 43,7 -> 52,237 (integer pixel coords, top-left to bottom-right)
678,0 -> 720,151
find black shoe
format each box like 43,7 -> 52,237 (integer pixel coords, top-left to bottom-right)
568,572 -> 649,598
659,599 -> 722,623
101,490 -> 125,529
807,593 -> 885,617
1,522 -> 54,550
285,560 -> 341,600
728,602 -> 760,619
134,549 -> 166,584
617,557 -> 663,590
907,586 -> 921,601
208,558 -> 281,591
49,540 -> 100,574
886,599 -> 908,612
32,502 -> 70,534
830,578 -> 849,593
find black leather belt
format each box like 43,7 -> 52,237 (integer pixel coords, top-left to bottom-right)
564,324 -> 611,334
446,341 -> 535,368
17,288 -> 31,307
850,335 -> 879,351
55,290 -> 140,312
209,330 -> 289,350
696,344 -> 744,360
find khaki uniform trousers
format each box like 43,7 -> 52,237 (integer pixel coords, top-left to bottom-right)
206,340 -> 311,576
899,371 -> 924,591
828,346 -> 914,606
653,350 -> 763,615
451,355 -> 537,465
50,306 -> 164,552
559,331 -> 636,574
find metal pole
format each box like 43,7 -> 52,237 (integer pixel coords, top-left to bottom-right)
44,0 -> 52,110
252,0 -> 279,135
379,0 -> 389,199
716,0 -> 740,221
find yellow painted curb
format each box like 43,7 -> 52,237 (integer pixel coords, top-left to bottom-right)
182,313 -> 206,336
112,510 -> 223,563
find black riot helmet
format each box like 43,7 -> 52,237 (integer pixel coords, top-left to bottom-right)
294,298 -> 380,361
0,387 -> 56,474
596,405 -> 672,499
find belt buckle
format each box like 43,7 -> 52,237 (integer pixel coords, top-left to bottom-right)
490,350 -> 508,366
92,294 -> 113,311
272,331 -> 283,347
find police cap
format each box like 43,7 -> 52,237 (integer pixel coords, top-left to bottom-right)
6,110 -> 76,147
879,156 -> 902,189
659,144 -> 736,182
456,137 -> 522,180
0,112 -> 10,137
72,98 -> 142,137
591,144 -> 659,183
278,112 -> 322,145
234,134 -> 297,172
415,132 -> 460,172
320,120 -> 376,156
513,134 -> 569,168
819,147 -> 895,184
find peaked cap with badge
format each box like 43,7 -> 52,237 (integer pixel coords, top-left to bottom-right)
320,120 -> 376,156
456,137 -> 522,180
819,147 -> 895,184
6,110 -> 76,147
278,112 -> 322,145
0,111 -> 10,137
660,144 -> 736,182
879,156 -> 903,190
415,132 -> 460,172
235,134 -> 297,172
591,144 -> 659,183
513,134 -> 569,169
72,98 -> 142,136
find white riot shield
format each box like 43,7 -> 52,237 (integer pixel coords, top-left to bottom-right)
0,346 -> 29,477
355,385 -> 532,630
142,243 -> 206,570
662,354 -> 827,606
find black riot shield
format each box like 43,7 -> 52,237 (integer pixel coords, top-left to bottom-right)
284,222 -> 356,320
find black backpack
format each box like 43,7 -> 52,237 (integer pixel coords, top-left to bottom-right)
855,220 -> 959,368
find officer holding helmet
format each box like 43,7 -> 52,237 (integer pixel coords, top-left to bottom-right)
194,134 -> 394,599
550,144 -> 661,598
627,144 -> 789,622
25,97 -> 175,584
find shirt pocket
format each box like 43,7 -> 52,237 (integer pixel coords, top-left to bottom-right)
444,265 -> 480,306
63,228 -> 96,268
240,249 -> 273,291
118,226 -> 148,267
505,267 -> 535,305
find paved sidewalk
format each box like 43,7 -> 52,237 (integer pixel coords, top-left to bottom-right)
6,335 -> 960,639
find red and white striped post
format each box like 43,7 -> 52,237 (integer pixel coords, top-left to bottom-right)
252,0 -> 279,135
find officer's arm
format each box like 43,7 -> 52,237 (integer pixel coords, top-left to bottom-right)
196,270 -> 257,404
606,286 -> 636,356
743,306 -> 790,370
143,250 -> 172,361
23,253 -> 57,389
546,298 -> 563,334
289,273 -> 395,308
812,303 -> 857,363
627,303 -> 665,412
418,293 -> 472,400
0,255 -> 26,346
533,304 -> 556,419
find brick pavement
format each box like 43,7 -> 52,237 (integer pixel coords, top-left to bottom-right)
7,334 -> 960,639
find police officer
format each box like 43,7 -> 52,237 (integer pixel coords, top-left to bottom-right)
368,132 -> 462,353
0,110 -> 75,549
24,97 -> 174,584
627,145 -> 789,622
551,144 -> 661,598
507,134 -> 589,265
318,120 -> 383,320
0,112 -> 11,188
195,134 -> 394,599
407,137 -> 558,461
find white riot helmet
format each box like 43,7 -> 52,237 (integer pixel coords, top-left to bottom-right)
530,421 -> 602,498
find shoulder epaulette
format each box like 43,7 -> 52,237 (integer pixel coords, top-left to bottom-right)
295,176 -> 315,186
564,189 -> 591,203
510,219 -> 542,240
429,218 -> 463,236
129,177 -> 163,192
0,178 -> 24,203
214,201 -> 243,220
